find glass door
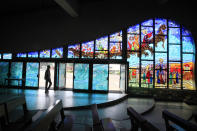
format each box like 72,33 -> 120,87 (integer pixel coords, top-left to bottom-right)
109,64 -> 120,91
92,64 -> 108,91
74,63 -> 89,90
25,62 -> 39,87
39,62 -> 55,90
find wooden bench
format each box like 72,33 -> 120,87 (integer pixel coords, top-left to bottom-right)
162,110 -> 197,131
0,95 -> 36,131
127,107 -> 159,131
91,104 -> 116,131
25,99 -> 73,131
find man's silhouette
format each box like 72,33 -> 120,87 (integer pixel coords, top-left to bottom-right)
44,65 -> 52,93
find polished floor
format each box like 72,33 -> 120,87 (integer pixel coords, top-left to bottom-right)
0,88 -> 127,110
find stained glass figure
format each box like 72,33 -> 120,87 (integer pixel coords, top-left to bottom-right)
155,53 -> 167,69
109,42 -> 122,59
40,49 -> 50,58
28,52 -> 38,58
129,69 -> 139,87
52,47 -> 63,58
127,34 -> 139,51
141,61 -> 153,88
81,41 -> 94,58
155,18 -> 167,35
155,36 -> 167,52
95,36 -> 108,59
68,44 -> 80,58
110,31 -> 122,42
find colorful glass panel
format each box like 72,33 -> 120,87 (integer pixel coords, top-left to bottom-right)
155,18 -> 167,35
40,49 -> 50,58
93,64 -> 108,91
109,42 -> 122,59
183,54 -> 194,70
169,28 -> 180,43
28,52 -> 38,58
25,62 -> 39,87
141,19 -> 153,26
81,41 -> 94,58
68,44 -> 80,58
141,44 -> 153,60
127,24 -> 140,34
3,53 -> 12,59
168,20 -> 180,27
0,62 -> 9,85
10,62 -> 23,86
155,36 -> 167,52
182,37 -> 194,53
155,53 -> 167,69
127,34 -> 139,51
52,47 -> 63,58
110,31 -> 122,42
183,71 -> 195,90
169,62 -> 181,79
74,64 -> 89,90
182,27 -> 192,36
141,61 -> 153,88
155,70 -> 167,88
127,53 -> 139,68
17,53 -> 27,58
129,69 -> 139,87
169,45 -> 181,61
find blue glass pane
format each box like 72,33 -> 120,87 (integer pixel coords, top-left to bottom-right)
68,44 -> 80,58
182,37 -> 195,53
25,63 -> 39,87
52,47 -> 63,58
74,64 -> 89,90
168,20 -> 180,27
141,19 -> 153,26
28,52 -> 38,58
127,34 -> 139,51
155,36 -> 167,52
17,53 -> 27,58
155,18 -> 167,35
0,54 -> 1,59
40,50 -> 50,58
127,24 -> 140,34
169,45 -> 181,61
81,41 -> 94,58
109,42 -> 122,59
10,62 -> 23,86
169,28 -> 180,43
0,62 -> 9,85
110,31 -> 122,42
155,53 -> 167,69
3,53 -> 12,59
182,27 -> 192,36
127,53 -> 139,68
96,36 -> 108,50
93,64 -> 108,91
59,63 -> 66,87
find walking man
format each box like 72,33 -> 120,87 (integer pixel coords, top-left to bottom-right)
45,65 -> 52,93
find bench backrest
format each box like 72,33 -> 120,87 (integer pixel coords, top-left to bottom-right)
127,107 -> 159,131
162,110 -> 197,131
27,100 -> 65,131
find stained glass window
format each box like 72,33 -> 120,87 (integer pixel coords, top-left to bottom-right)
40,49 -> 50,58
52,47 -> 63,58
10,62 -> 23,86
127,18 -> 195,90
28,51 -> 38,58
0,62 -> 9,85
95,36 -> 108,59
3,53 -> 12,59
110,31 -> 122,59
68,44 -> 80,58
81,41 -> 94,58
17,53 -> 27,58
